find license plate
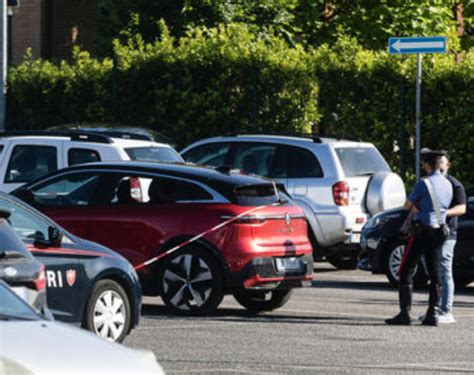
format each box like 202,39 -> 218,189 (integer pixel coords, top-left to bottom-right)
350,233 -> 361,243
12,286 -> 29,301
275,257 -> 303,273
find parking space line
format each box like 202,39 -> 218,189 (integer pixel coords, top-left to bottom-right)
168,369 -> 277,374
135,322 -> 248,330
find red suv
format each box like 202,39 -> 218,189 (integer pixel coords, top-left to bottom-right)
14,162 -> 313,314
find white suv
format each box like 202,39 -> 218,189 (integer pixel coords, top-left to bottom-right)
0,131 -> 183,192
181,134 -> 406,269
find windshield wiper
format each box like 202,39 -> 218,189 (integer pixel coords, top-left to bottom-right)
0,313 -> 37,321
0,250 -> 27,260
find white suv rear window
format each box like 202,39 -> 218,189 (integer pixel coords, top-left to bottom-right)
335,147 -> 390,177
125,147 -> 183,163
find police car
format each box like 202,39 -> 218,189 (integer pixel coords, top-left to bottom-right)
0,209 -> 48,315
0,192 -> 141,342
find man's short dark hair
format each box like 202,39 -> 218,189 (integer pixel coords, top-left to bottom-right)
422,149 -> 446,170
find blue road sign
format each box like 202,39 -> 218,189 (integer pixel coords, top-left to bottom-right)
388,37 -> 447,54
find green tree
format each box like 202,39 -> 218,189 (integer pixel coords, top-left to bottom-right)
97,1 -> 472,53
295,1 -> 463,50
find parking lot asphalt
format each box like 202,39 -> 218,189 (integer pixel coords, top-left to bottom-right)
124,264 -> 474,374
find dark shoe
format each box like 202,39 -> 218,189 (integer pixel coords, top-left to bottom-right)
385,311 -> 412,325
422,309 -> 439,326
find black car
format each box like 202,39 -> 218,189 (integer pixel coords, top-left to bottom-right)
0,192 -> 141,342
358,188 -> 474,288
0,209 -> 49,315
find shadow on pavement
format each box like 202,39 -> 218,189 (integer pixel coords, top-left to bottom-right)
141,303 -> 387,327
312,279 -> 393,292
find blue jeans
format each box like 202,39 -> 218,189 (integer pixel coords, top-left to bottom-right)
439,239 -> 456,313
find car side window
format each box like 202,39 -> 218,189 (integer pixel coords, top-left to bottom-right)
109,175 -> 152,205
230,143 -> 277,177
147,177 -> 213,204
30,172 -> 102,207
81,174 -> 214,206
0,145 -> 4,156
182,143 -> 230,168
68,148 -> 101,166
5,145 -> 58,183
285,146 -> 324,178
0,197 -> 50,241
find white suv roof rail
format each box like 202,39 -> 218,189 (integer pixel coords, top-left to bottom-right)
0,130 -> 153,144
227,132 -> 362,143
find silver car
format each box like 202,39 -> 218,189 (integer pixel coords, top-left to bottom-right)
0,281 -> 164,375
181,134 -> 406,269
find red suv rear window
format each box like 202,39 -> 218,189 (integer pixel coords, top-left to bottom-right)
233,184 -> 283,206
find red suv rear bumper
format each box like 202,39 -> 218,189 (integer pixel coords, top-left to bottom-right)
226,254 -> 314,291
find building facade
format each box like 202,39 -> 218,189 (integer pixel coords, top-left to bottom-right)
11,0 -> 97,64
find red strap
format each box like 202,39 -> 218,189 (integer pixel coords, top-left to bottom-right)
397,235 -> 415,276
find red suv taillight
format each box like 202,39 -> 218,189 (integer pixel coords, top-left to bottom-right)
332,181 -> 350,206
34,264 -> 46,291
130,177 -> 143,202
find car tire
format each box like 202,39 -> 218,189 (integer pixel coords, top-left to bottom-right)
384,241 -> 428,289
159,248 -> 224,315
327,254 -> 358,270
233,289 -> 293,312
84,279 -> 132,343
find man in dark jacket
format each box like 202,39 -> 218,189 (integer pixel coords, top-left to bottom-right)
386,150 -> 453,326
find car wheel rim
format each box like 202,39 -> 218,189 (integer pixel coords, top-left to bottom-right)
389,245 -> 419,282
93,290 -> 126,341
163,254 -> 213,310
389,245 -> 405,282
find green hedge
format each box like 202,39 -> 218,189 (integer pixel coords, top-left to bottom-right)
7,25 -> 474,187
311,38 -> 474,187
7,23 -> 318,146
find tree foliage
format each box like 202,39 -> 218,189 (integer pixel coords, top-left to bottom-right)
97,0 -> 473,52
9,23 -> 319,147
8,27 -> 474,186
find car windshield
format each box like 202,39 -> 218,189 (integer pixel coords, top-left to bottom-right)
125,147 -> 183,163
0,283 -> 39,321
335,147 -> 390,177
0,219 -> 33,260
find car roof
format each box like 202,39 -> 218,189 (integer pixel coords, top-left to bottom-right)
19,161 -> 278,206
0,318 -> 165,374
181,135 -> 374,151
55,161 -> 272,185
0,134 -> 171,148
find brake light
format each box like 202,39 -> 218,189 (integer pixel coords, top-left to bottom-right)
34,264 -> 46,291
332,181 -> 350,206
130,177 -> 143,202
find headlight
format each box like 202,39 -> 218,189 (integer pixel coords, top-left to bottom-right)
367,213 -> 400,229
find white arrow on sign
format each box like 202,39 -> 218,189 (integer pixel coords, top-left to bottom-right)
392,39 -> 444,52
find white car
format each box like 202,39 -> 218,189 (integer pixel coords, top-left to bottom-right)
0,130 -> 183,192
0,281 -> 164,375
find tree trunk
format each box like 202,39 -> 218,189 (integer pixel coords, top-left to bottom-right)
454,2 -> 464,62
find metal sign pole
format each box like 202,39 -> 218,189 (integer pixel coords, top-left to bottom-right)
415,53 -> 422,180
388,37 -> 446,181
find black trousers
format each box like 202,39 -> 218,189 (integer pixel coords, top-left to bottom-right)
399,226 -> 444,309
